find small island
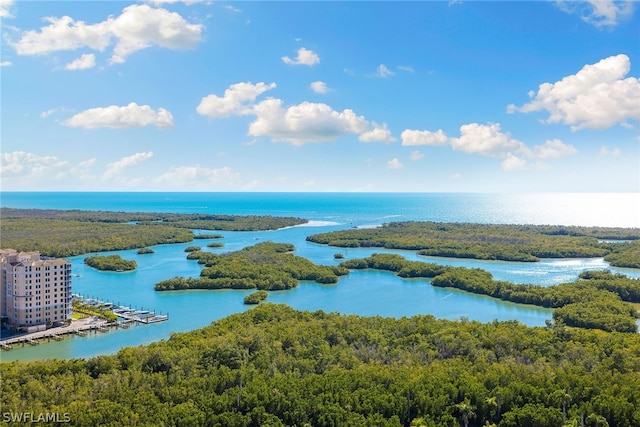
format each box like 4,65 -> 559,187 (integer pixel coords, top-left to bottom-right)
137,247 -> 155,254
156,241 -> 348,292
243,290 -> 269,305
84,254 -> 137,272
194,233 -> 224,239
184,246 -> 201,253
207,242 -> 224,248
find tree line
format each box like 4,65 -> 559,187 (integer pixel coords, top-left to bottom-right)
1,303 -> 638,426
307,221 -> 640,266
603,240 -> 640,268
1,208 -> 306,231
0,218 -> 194,258
0,208 -> 308,258
341,254 -> 639,333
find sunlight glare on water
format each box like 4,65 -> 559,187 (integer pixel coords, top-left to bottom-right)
497,193 -> 639,227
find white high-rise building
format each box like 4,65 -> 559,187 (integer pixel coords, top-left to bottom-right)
1,249 -> 72,332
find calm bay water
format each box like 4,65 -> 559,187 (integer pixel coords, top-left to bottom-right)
1,192 -> 638,362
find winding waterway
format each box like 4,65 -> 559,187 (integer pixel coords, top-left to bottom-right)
1,192 -> 638,362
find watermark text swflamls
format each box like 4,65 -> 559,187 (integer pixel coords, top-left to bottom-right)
2,412 -> 71,423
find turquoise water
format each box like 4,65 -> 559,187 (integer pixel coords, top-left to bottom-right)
1,192 -> 638,362
2,192 -> 639,227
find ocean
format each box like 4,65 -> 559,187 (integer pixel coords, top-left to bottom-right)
1,192 -> 638,362
2,192 -> 639,227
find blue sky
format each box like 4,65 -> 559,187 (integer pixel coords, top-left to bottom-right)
1,0 -> 638,192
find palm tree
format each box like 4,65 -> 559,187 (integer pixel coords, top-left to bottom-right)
455,400 -> 476,427
485,391 -> 502,423
550,388 -> 571,423
410,417 -> 430,427
586,413 -> 609,427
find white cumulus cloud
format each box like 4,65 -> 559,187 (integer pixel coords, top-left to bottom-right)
359,123 -> 396,143
501,153 -> 529,171
0,151 -> 68,177
451,123 -> 525,155
554,0 -> 634,28
154,165 -> 242,189
12,16 -> 111,55
508,54 -> 640,131
199,81 -> 392,144
402,123 -> 578,171
528,139 -> 578,160
103,152 -> 154,180
0,0 -> 15,18
146,0 -> 203,5
0,151 -> 102,189
248,99 -> 369,145
282,47 -> 320,66
401,129 -> 449,146
0,60 -> 12,67
65,102 -> 174,129
599,146 -> 622,156
197,82 -> 276,117
109,5 -> 203,64
310,81 -> 329,94
387,158 -> 404,169
65,53 -> 96,70
10,4 -> 203,64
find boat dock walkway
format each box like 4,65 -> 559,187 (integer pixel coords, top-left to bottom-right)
74,294 -> 169,324
0,295 -> 168,351
0,316 -> 111,349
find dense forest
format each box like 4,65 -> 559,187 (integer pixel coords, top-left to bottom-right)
155,242 -> 349,291
307,222 -> 640,266
0,208 -> 307,257
603,240 -> 640,268
340,254 -> 640,333
0,218 -> 193,258
84,255 -> 137,272
1,208 -> 306,230
2,304 -> 639,426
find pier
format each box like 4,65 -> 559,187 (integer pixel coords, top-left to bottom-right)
75,294 -> 169,324
111,306 -> 169,324
0,294 -> 168,351
0,317 -> 109,348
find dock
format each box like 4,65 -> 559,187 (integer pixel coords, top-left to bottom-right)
75,294 -> 169,325
0,294 -> 169,351
0,318 -> 107,348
